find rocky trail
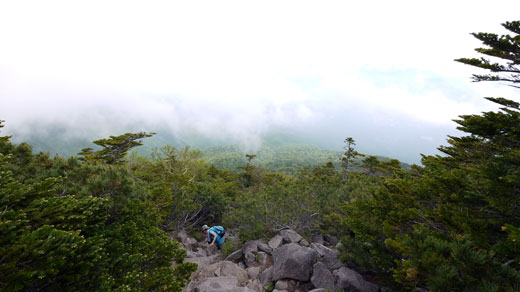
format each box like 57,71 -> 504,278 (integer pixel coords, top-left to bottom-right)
174,229 -> 381,292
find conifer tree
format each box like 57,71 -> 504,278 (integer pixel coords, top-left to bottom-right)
338,20 -> 520,291
456,20 -> 520,87
341,137 -> 362,180
79,132 -> 155,164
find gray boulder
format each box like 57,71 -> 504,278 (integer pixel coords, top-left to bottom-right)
184,254 -> 222,269
259,266 -> 273,286
334,267 -> 379,292
268,235 -> 284,249
323,235 -> 339,246
272,243 -> 318,281
311,243 -> 341,270
175,229 -> 198,247
309,289 -> 327,292
258,242 -> 273,254
311,234 -> 325,245
218,261 -> 248,285
243,239 -> 263,254
280,229 -> 303,243
311,262 -> 335,290
246,279 -> 263,291
244,252 -> 258,268
246,266 -> 260,279
274,279 -> 290,290
257,251 -> 273,271
225,248 -> 243,262
192,276 -> 238,292
233,287 -> 256,292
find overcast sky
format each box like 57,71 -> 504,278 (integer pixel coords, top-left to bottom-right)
1,1 -> 519,163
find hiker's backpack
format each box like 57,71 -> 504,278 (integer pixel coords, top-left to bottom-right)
212,226 -> 226,237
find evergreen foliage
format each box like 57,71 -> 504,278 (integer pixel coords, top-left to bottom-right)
79,132 -> 155,164
0,129 -> 195,291
336,20 -> 520,291
456,20 -> 520,87
128,145 -> 239,231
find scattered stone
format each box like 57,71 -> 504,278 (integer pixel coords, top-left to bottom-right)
275,279 -> 290,290
182,229 -> 379,292
311,262 -> 335,290
257,251 -> 273,271
259,266 -> 273,286
311,234 -> 325,245
323,235 -> 338,246
246,279 -> 262,291
233,287 -> 256,292
269,235 -> 284,249
246,266 -> 260,279
219,261 -> 248,285
272,243 -> 318,281
184,254 -> 221,269
258,242 -> 273,254
243,240 -> 262,254
176,229 -> 199,247
334,267 -> 379,292
225,248 -> 243,262
311,243 -> 341,270
244,252 -> 259,268
192,276 -> 238,292
280,229 -> 303,243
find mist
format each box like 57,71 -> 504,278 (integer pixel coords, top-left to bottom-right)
1,1 -> 519,164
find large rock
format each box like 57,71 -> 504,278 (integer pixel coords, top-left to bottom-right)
334,267 -> 379,292
244,252 -> 259,268
311,262 -> 335,290
268,235 -> 284,249
274,280 -> 290,290
280,229 -> 303,243
246,279 -> 263,291
187,246 -> 208,258
192,276 -> 238,292
299,239 -> 310,247
225,248 -> 243,262
272,243 -> 318,281
259,266 -> 273,286
233,287 -> 256,292
309,289 -> 327,292
218,261 -> 248,285
311,234 -> 325,245
246,266 -> 260,279
176,229 -> 198,247
323,235 -> 339,246
311,243 -> 341,270
243,239 -> 262,254
257,251 -> 273,271
184,254 -> 221,269
192,261 -> 221,280
258,242 -> 273,254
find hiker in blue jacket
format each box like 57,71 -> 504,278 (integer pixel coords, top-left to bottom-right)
202,224 -> 225,250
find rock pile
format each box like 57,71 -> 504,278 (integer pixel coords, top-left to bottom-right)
176,228 -> 380,292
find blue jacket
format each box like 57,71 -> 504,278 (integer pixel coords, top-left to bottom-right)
207,227 -> 224,245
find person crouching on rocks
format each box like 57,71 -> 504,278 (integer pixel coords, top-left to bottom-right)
202,224 -> 225,250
